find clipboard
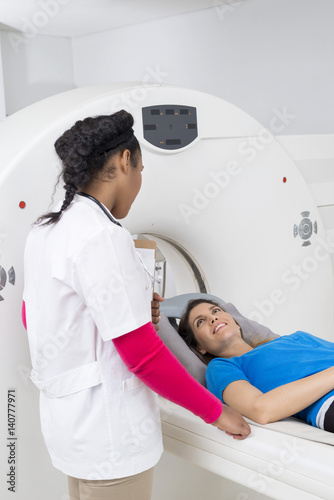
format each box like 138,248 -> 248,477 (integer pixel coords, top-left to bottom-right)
134,240 -> 157,297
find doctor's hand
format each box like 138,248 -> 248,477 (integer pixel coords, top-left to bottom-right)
151,292 -> 164,331
211,406 -> 251,440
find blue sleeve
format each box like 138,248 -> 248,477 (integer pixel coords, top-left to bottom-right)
205,358 -> 250,403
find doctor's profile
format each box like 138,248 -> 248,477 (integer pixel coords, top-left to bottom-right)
22,111 -> 250,500
178,298 -> 334,433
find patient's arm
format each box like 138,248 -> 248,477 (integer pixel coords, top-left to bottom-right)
223,366 -> 334,425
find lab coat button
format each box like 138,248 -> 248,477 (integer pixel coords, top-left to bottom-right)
145,285 -> 151,290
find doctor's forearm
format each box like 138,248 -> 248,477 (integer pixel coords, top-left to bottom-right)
113,322 -> 223,424
254,366 -> 334,424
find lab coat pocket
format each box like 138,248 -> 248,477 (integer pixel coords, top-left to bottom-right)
121,376 -> 161,454
36,361 -> 107,468
31,361 -> 102,397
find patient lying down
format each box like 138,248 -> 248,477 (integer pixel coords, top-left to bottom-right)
178,299 -> 334,433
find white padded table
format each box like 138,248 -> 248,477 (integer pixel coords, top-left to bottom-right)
159,399 -> 334,500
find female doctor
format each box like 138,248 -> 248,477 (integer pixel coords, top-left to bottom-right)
23,110 -> 250,500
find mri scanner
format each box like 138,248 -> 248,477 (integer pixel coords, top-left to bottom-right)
0,83 -> 334,499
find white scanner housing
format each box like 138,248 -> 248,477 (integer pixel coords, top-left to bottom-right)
0,83 -> 333,499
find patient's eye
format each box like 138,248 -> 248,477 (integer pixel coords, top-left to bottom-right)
196,318 -> 204,327
213,307 -> 222,314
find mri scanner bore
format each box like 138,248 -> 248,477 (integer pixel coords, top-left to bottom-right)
22,109 -> 250,500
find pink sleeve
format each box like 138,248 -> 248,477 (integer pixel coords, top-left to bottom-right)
113,322 -> 223,424
22,301 -> 27,330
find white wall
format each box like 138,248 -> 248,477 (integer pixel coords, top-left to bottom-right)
0,31 -> 74,115
0,0 -> 333,133
72,0 -> 334,135
0,35 -> 6,120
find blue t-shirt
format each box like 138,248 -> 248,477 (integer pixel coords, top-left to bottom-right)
205,331 -> 334,427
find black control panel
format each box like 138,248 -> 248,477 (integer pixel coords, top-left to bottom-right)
142,105 -> 198,150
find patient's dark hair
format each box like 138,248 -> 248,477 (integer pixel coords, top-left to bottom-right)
36,110 -> 140,225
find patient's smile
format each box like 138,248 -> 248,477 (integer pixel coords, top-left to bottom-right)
213,323 -> 227,334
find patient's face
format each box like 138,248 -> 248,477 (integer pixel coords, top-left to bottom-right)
189,303 -> 241,356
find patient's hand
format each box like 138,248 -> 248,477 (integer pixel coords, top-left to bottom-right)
151,292 -> 164,331
212,406 -> 251,440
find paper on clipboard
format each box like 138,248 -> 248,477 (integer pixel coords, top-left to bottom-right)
134,240 -> 157,295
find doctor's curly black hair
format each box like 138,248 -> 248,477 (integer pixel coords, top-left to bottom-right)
36,110 -> 141,225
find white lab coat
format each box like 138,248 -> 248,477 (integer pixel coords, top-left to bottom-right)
23,195 -> 163,479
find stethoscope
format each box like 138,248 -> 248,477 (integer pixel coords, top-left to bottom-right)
77,191 -> 122,227
77,192 -> 158,285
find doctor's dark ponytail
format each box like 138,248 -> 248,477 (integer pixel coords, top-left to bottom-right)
35,110 -> 140,225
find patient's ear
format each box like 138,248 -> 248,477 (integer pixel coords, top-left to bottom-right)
196,345 -> 207,356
